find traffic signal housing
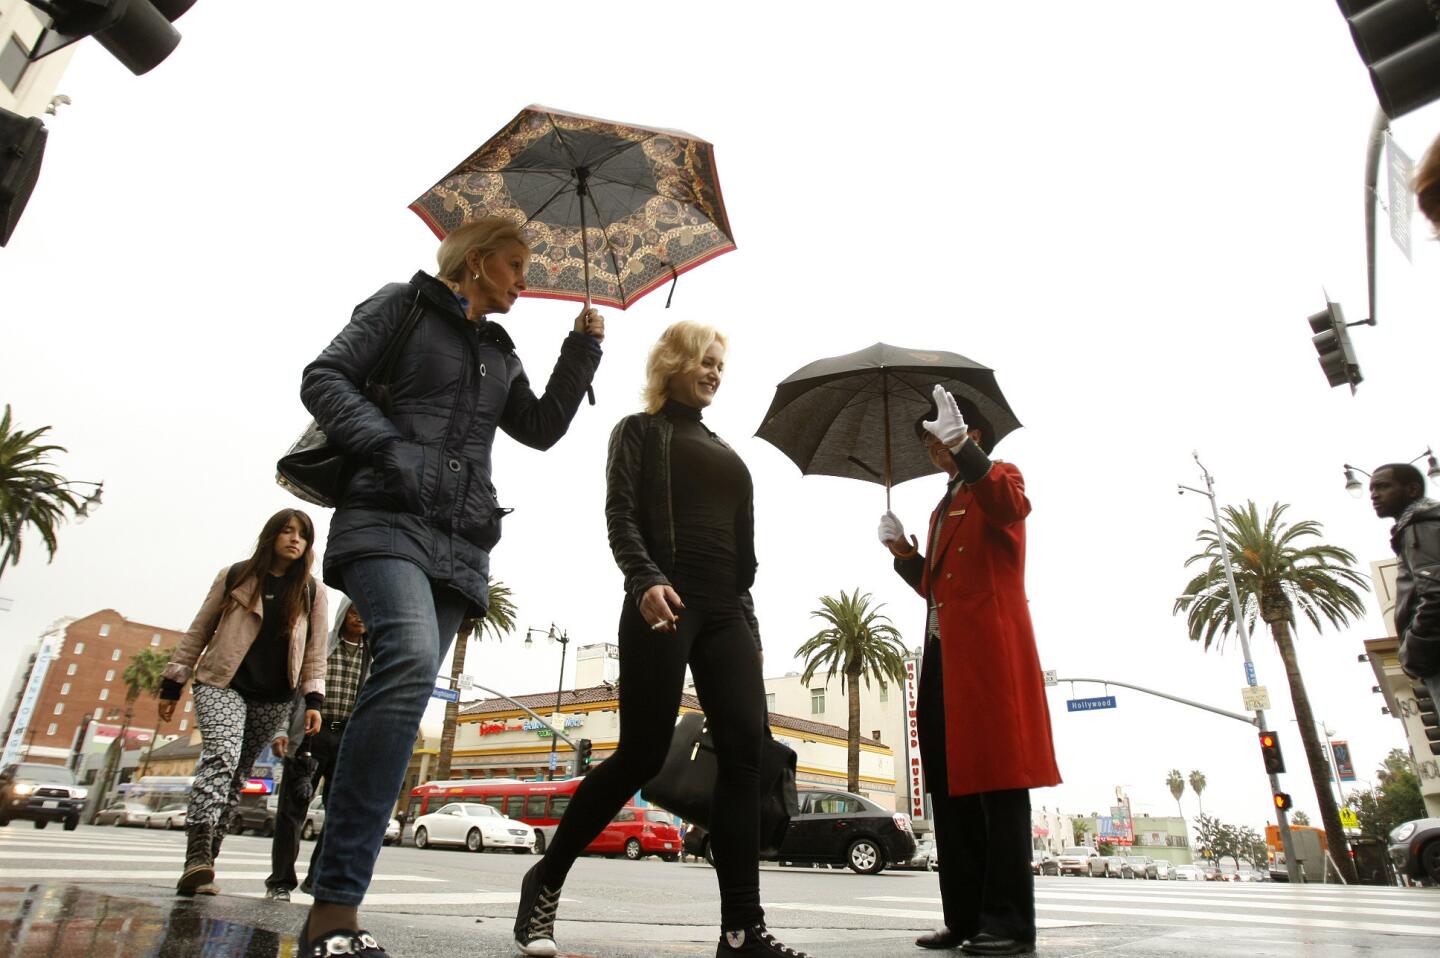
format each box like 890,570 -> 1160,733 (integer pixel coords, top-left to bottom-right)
1308,302 -> 1363,393
576,738 -> 593,773
1416,683 -> 1439,756
29,0 -> 198,76
1259,730 -> 1286,775
0,109 -> 47,247
1336,0 -> 1440,119
1273,792 -> 1294,811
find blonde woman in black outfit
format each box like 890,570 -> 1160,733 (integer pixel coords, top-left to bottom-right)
512,321 -> 814,958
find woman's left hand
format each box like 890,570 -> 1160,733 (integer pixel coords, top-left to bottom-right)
304,709 -> 323,736
574,306 -> 605,343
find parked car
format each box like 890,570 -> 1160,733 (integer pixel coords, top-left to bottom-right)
1101,856 -> 1134,879
586,805 -> 682,861
1389,817 -> 1440,885
1085,854 -> 1110,878
1199,862 -> 1223,881
898,834 -> 937,871
302,795 -> 325,840
146,804 -> 188,830
1172,864 -> 1203,882
412,801 -> 535,852
384,816 -> 400,846
1031,850 -> 1059,877
685,788 -> 916,875
1122,855 -> 1151,879
1150,860 -> 1176,880
1056,845 -> 1100,876
1234,863 -> 1261,883
95,800 -> 151,827
0,762 -> 86,830
231,793 -> 280,836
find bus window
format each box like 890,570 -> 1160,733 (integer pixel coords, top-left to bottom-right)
526,795 -> 548,819
484,795 -> 505,815
407,798 -> 424,821
549,795 -> 570,819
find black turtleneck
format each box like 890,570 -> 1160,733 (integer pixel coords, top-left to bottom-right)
664,398 -> 752,600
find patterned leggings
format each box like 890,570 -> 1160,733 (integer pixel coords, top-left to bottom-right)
187,683 -> 291,832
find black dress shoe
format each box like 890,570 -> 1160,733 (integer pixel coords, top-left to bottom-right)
960,933 -> 1034,956
916,928 -> 964,949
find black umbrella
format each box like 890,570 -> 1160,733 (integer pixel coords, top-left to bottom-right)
756,342 -> 1021,508
276,745 -> 318,818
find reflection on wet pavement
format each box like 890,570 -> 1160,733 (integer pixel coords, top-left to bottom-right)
0,884 -> 290,957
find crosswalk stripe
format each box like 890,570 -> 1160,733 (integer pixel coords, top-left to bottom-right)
0,870 -> 443,881
239,891 -> 523,905
0,852 -> 271,863
766,903 -> 1084,929
1025,902 -> 1435,937
865,892 -> 1426,917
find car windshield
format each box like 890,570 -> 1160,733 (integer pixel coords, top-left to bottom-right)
14,764 -> 74,784
1060,847 -> 1089,856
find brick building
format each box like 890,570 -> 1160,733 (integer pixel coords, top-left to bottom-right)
1,610 -> 195,767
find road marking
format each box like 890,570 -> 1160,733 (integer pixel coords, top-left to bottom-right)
0,870 -> 443,881
240,891 -> 526,905
0,852 -> 272,863
766,903 -> 1084,929
866,891 -> 1428,917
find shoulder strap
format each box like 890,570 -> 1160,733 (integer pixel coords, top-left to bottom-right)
365,294 -> 426,391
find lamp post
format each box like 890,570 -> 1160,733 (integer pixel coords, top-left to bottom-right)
525,623 -> 570,781
0,479 -> 104,584
1178,453 -> 1300,882
1342,450 -> 1440,498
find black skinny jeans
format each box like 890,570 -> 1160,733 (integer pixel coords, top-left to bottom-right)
538,594 -> 767,930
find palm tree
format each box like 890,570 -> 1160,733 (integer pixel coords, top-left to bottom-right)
435,580 -> 517,781
91,647 -> 170,821
1188,770 -> 1207,815
1166,769 -> 1185,818
1291,811 -> 1311,826
1174,500 -> 1368,884
0,405 -> 82,569
796,589 -> 908,793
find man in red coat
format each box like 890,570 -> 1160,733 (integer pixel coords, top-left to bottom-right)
879,385 -> 1060,957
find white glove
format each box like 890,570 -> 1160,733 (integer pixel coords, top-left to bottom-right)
922,384 -> 968,448
877,510 -> 906,546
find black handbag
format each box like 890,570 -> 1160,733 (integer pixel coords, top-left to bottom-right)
641,711 -> 800,853
276,295 -> 426,507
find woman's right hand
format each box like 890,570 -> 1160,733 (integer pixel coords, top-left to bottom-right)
158,700 -> 176,723
640,584 -> 684,633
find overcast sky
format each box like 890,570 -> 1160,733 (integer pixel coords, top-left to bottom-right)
3,2 -> 1440,831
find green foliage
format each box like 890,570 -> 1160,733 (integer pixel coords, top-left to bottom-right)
1347,749 -> 1427,840
0,405 -> 82,568
1193,813 -> 1267,868
1166,769 -> 1185,813
1188,770 -> 1206,813
122,648 -> 172,704
1097,841 -> 1115,856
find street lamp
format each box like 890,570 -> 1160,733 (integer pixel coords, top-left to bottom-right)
525,623 -> 570,781
0,479 -> 104,583
1177,452 -> 1301,883
1342,450 -> 1440,498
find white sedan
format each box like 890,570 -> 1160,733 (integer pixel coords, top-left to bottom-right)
145,804 -> 188,830
412,802 -> 535,853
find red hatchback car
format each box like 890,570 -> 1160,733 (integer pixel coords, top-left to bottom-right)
588,805 -> 682,861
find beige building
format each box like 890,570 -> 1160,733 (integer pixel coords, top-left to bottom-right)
0,0 -> 75,117
1363,558 -> 1440,817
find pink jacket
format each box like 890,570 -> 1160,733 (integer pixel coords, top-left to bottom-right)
162,565 -> 328,697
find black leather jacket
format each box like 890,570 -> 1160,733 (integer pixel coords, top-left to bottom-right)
301,271 -> 601,612
604,409 -> 761,648
1392,497 -> 1440,678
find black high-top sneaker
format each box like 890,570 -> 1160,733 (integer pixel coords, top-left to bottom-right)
513,863 -> 562,956
717,926 -> 815,958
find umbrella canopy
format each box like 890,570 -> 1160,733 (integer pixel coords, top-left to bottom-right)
409,105 -> 735,310
756,343 -> 1022,499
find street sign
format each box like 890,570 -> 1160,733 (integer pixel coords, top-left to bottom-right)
1340,807 -> 1359,829
1244,662 -> 1257,687
1066,696 -> 1116,712
1241,686 -> 1271,711
1042,670 -> 1057,687
548,752 -> 558,770
431,686 -> 459,703
458,673 -> 475,690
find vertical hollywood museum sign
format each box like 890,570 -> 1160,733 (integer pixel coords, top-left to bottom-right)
904,656 -> 924,820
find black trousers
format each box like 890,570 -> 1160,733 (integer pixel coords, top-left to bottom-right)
918,637 -> 1036,943
539,594 -> 767,930
267,725 -> 342,891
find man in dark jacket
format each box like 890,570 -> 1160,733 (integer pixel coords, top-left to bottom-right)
1371,463 -> 1440,704
265,599 -> 371,901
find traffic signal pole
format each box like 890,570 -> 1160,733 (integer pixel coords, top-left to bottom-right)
1187,456 -> 1301,883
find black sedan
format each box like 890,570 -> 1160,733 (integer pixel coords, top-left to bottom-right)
684,788 -> 917,875
1031,850 -> 1059,876
1389,817 -> 1440,885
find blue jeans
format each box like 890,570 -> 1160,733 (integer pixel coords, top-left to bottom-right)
309,556 -> 469,906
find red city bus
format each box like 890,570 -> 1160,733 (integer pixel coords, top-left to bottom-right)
407,778 -> 681,859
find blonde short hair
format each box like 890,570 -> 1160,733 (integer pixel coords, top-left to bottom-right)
642,320 -> 728,414
435,216 -> 528,291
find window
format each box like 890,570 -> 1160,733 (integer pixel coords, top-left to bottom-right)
765,692 -> 776,711
526,795 -> 548,819
46,723 -> 57,736
73,643 -> 85,655
810,688 -> 825,714
99,689 -> 109,701
105,670 -> 115,682
52,703 -> 63,716
0,34 -> 30,93
151,633 -> 162,646
484,796 -> 505,814
809,794 -> 861,814
60,683 -> 70,695
99,624 -> 111,637
179,720 -> 188,731
111,649 -> 122,661
613,808 -> 636,823
549,795 -> 570,819
879,684 -> 889,703
66,664 -> 77,676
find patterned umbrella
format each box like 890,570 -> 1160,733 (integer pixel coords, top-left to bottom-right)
410,105 -> 735,310
756,343 -> 1022,509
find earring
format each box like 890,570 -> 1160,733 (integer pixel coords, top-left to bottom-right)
472,272 -> 481,280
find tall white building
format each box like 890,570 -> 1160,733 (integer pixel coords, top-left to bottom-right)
0,1 -> 76,118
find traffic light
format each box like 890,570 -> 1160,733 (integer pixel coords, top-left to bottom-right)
0,108 -> 47,247
1273,792 -> 1294,811
1335,1 -> 1440,119
1258,730 -> 1286,775
1416,683 -> 1439,756
575,738 -> 593,773
1308,302 -> 1363,393
28,1 -> 199,76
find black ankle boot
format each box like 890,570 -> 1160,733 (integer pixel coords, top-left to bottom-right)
176,824 -> 215,896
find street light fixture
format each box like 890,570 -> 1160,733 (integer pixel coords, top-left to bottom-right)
1341,449 -> 1440,498
0,479 -> 104,584
525,623 -> 570,781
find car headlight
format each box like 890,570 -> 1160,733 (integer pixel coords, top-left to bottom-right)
1390,822 -> 1417,843
12,784 -> 34,796
70,788 -> 88,799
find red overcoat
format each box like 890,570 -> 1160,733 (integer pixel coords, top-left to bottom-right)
906,455 -> 1061,797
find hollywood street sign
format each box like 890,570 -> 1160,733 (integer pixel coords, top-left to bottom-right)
1066,695 -> 1117,712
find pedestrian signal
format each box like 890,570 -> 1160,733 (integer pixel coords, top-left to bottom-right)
576,738 -> 593,772
1273,792 -> 1294,811
1258,730 -> 1286,775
